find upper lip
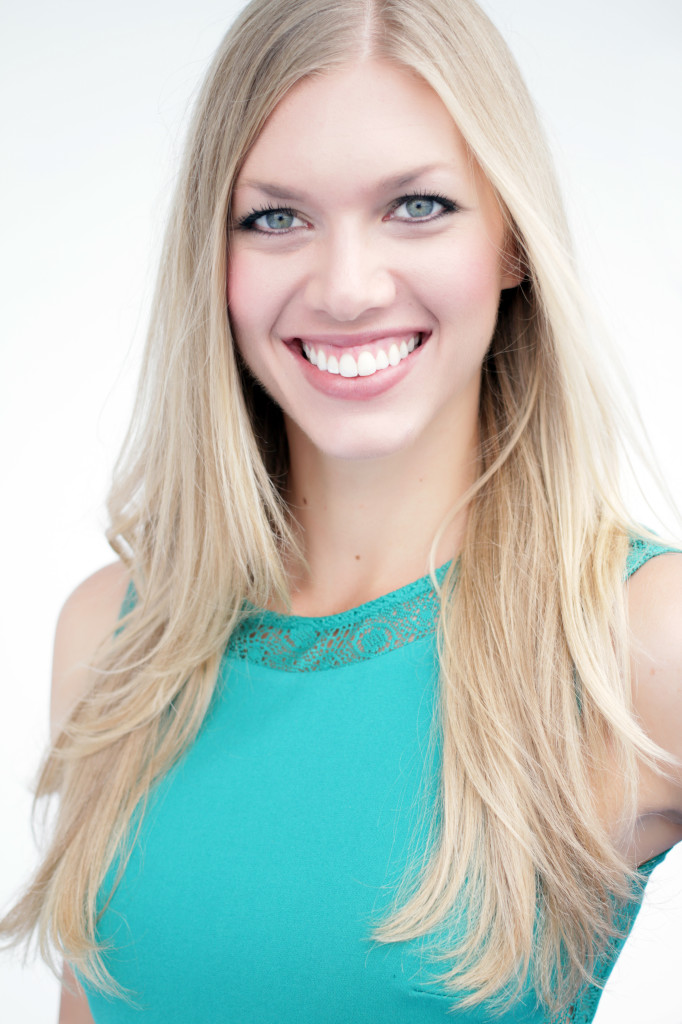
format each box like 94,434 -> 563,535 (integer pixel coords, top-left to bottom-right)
285,328 -> 429,348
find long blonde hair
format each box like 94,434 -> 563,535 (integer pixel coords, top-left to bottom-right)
1,0 -> 672,1013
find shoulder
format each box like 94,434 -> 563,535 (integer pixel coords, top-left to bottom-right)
51,562 -> 131,738
627,550 -> 682,816
627,549 -> 682,667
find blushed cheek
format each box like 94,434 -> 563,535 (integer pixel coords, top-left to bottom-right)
226,253 -> 256,337
425,249 -> 504,325
227,250 -> 297,346
457,258 -> 504,314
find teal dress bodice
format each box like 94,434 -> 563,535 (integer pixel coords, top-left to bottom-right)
82,538 -> 677,1023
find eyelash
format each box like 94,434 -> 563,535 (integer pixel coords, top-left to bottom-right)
386,190 -> 458,221
235,191 -> 458,235
236,204 -> 304,233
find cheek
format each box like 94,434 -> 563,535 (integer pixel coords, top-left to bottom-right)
227,248 -> 300,340
226,251 -> 262,338
414,243 -> 504,326
226,253 -> 274,387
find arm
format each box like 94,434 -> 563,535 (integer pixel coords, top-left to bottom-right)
627,551 -> 682,858
58,966 -> 95,1024
51,562 -> 130,1024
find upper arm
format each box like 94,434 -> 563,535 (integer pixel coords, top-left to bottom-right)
51,565 -> 129,1021
50,561 -> 130,740
58,965 -> 95,1024
627,551 -> 682,819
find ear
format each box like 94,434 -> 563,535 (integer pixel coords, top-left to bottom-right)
500,233 -> 527,290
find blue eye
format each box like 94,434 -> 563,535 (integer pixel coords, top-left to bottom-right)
389,192 -> 457,222
401,197 -> 439,218
259,210 -> 297,231
238,207 -> 307,233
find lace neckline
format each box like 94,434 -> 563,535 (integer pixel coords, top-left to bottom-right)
227,561 -> 452,673
224,537 -> 676,674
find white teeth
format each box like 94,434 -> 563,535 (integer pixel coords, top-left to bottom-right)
388,343 -> 401,366
339,353 -> 358,377
301,334 -> 422,377
357,351 -> 376,376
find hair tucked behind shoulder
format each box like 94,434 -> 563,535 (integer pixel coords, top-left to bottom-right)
0,0 -> 674,1014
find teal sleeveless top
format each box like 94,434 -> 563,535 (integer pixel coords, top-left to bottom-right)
82,538 -> 678,1023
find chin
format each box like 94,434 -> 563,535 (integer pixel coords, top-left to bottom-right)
307,422 -> 421,463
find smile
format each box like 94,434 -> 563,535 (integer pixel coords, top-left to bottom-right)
299,333 -> 425,377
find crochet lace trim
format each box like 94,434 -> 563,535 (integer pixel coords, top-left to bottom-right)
227,562 -> 451,672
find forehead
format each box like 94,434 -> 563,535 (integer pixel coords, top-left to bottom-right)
236,59 -> 474,198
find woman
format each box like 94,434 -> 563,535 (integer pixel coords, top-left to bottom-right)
2,0 -> 681,1021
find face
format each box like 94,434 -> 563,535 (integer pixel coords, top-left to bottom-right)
228,60 -> 520,463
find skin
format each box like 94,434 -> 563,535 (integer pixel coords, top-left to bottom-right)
228,60 -> 521,613
53,61 -> 682,1022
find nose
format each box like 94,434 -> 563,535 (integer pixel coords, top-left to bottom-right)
303,225 -> 396,322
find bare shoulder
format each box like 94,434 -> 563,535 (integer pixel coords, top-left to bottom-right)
51,562 -> 131,738
627,551 -> 682,816
627,550 -> 682,661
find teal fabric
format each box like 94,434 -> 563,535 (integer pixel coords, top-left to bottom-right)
82,537 -> 678,1023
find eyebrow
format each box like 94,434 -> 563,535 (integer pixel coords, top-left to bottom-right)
235,181 -> 306,202
235,163 -> 455,202
376,163 -> 453,190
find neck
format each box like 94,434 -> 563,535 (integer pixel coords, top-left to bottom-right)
282,417 -> 478,616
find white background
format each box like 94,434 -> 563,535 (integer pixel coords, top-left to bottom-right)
1,1 -> 680,1021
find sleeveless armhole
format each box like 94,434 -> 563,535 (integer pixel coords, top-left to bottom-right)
564,534 -> 680,1023
624,535 -> 679,581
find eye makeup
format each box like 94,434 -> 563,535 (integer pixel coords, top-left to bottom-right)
234,190 -> 459,235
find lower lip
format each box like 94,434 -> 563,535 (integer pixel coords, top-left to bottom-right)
285,336 -> 429,401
